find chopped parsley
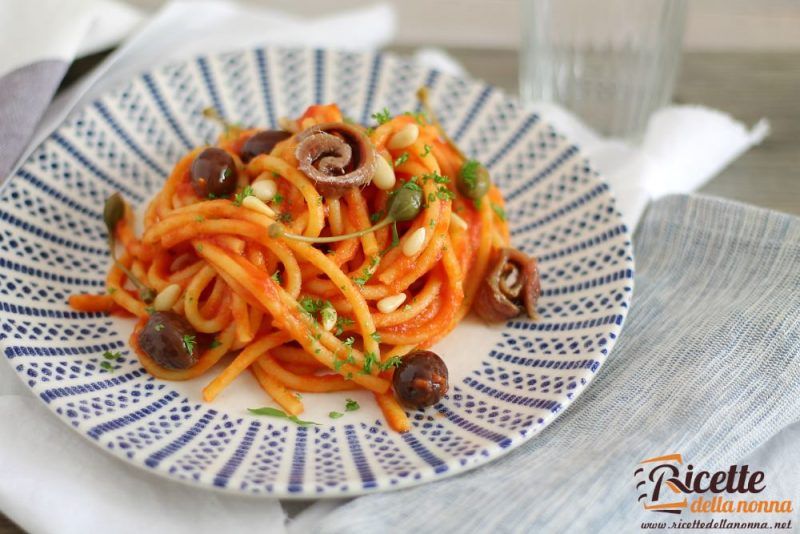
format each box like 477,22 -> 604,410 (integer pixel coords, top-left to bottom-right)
334,338 -> 357,370
437,186 -> 456,201
100,361 -> 115,372
361,351 -> 379,374
371,107 -> 391,125
209,338 -> 222,349
248,407 -> 319,427
299,296 -> 329,315
233,186 -> 254,206
345,398 -> 360,412
103,350 -> 121,360
422,171 -> 449,184
420,144 -> 432,157
107,287 -> 117,295
370,331 -> 381,343
182,334 -> 196,355
401,180 -> 423,193
271,271 -> 282,284
194,215 -> 205,222
144,306 -> 156,314
273,194 -> 284,205
154,323 -> 165,332
276,211 -> 292,223
353,266 -> 373,286
329,411 -> 344,419
403,110 -> 427,125
334,316 -> 355,335
491,202 -> 507,221
379,356 -> 403,371
369,210 -> 385,223
394,152 -> 409,167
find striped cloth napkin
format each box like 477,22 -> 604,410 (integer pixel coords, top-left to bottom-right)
300,194 -> 800,532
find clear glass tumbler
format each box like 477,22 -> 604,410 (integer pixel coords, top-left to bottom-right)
520,0 -> 687,139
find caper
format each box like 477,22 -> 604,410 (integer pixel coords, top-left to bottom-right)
102,194 -> 156,302
457,159 -> 490,200
387,184 -> 423,222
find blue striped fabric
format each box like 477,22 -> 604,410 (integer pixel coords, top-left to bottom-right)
309,194 -> 800,533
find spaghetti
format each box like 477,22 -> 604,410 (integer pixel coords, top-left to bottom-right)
70,94 -> 530,432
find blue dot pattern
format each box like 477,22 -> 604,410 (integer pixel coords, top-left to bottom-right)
0,48 -> 634,497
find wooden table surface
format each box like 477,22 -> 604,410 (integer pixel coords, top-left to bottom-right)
1,49 -> 798,533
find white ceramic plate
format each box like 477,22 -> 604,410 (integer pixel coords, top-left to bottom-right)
0,47 -> 633,497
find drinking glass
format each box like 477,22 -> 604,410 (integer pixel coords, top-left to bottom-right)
520,0 -> 687,139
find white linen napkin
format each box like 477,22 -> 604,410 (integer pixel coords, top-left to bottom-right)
0,1 -> 775,533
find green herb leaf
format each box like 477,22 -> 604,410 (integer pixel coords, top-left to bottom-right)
299,296 -> 329,315
209,339 -> 221,349
436,185 -> 455,201
361,351 -> 379,374
233,186 -> 254,207
103,350 -> 121,360
144,306 -> 156,314
370,331 -> 381,343
379,355 -> 403,371
248,407 -> 319,427
345,398 -> 360,412
100,361 -> 115,372
329,411 -> 344,419
371,108 -> 391,125
394,152 -> 409,167
271,271 -> 282,284
182,334 -> 196,355
334,316 -> 355,336
153,323 -> 164,332
273,193 -> 284,205
420,144 -> 432,157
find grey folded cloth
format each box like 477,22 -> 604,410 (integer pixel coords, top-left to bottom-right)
309,194 -> 800,533
0,60 -> 68,180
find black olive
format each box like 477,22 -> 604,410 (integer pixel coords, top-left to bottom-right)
240,130 -> 291,163
392,350 -> 449,409
190,147 -> 238,198
138,312 -> 200,370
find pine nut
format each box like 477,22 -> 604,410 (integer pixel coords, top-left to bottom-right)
402,227 -> 427,257
242,196 -> 277,218
387,123 -> 419,150
377,293 -> 407,314
251,178 -> 277,202
320,305 -> 337,332
450,211 -> 469,230
154,284 -> 182,311
373,156 -> 396,190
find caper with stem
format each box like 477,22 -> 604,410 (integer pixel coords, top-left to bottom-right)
416,87 -> 491,203
104,193 -> 156,303
269,181 -> 423,244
